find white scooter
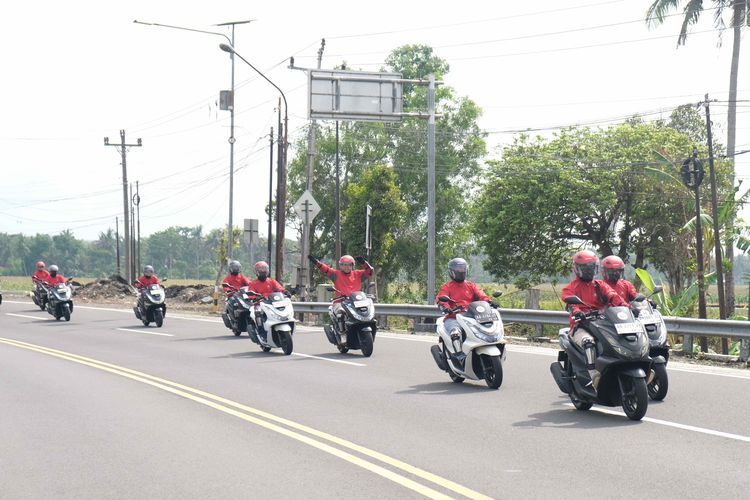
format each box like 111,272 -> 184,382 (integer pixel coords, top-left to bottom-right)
430,293 -> 506,389
247,290 -> 295,355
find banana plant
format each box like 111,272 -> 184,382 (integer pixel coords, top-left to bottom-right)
635,267 -> 716,317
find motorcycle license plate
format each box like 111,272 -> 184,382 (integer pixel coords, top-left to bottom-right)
615,322 -> 642,334
353,300 -> 369,308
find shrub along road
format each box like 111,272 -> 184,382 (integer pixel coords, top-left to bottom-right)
1,299 -> 749,498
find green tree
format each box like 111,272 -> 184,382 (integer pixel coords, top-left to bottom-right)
341,164 -> 407,299
473,121 -> 724,289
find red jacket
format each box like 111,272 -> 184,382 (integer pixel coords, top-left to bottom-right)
562,277 -> 625,327
223,273 -> 251,296
32,270 -> 50,283
248,278 -> 284,298
608,279 -> 638,303
315,262 -> 372,297
45,274 -> 67,286
436,280 -> 490,319
135,275 -> 161,289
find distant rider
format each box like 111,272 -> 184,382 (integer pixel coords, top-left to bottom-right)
32,261 -> 50,284
135,265 -> 161,289
309,254 -> 373,342
436,257 -> 493,362
247,261 -> 285,298
222,260 -> 251,297
44,265 -> 67,287
600,255 -> 638,303
561,250 -> 625,373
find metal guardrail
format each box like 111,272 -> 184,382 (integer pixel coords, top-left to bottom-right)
293,302 -> 750,340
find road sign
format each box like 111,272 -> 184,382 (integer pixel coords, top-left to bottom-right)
293,190 -> 321,222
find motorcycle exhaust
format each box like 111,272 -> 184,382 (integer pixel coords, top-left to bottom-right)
550,362 -> 572,394
431,345 -> 449,372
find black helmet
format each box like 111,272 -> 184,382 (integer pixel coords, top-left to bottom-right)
49,264 -> 59,276
143,265 -> 154,276
448,258 -> 468,282
228,260 -> 241,275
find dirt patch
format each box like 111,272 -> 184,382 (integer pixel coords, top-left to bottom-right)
74,275 -> 216,311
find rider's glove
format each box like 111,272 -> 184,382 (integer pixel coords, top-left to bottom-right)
489,300 -> 499,309
572,311 -> 586,323
307,254 -> 319,265
355,256 -> 366,265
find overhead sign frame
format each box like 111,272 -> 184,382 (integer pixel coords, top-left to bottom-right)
308,69 -> 403,122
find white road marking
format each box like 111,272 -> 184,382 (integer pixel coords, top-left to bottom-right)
116,328 -> 174,337
292,352 -> 366,367
569,404 -> 750,443
5,313 -> 51,321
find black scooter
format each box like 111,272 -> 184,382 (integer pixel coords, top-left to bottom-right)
221,285 -> 254,336
323,287 -> 377,357
134,280 -> 167,327
45,279 -> 75,321
550,295 -> 652,421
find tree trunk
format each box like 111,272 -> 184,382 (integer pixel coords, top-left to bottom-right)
724,1 -> 743,320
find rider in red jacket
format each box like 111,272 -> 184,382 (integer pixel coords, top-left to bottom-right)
223,260 -> 251,297
247,261 -> 285,297
44,265 -> 67,286
436,258 -> 494,358
601,255 -> 638,302
309,254 -> 373,297
32,261 -> 50,283
134,265 -> 161,289
562,251 -> 624,372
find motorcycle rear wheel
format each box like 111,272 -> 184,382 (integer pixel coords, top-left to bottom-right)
153,309 -> 164,328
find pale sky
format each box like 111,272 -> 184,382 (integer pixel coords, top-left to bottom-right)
1,0 -> 747,240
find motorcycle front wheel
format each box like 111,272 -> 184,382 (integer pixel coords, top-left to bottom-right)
484,355 -> 503,389
278,331 -> 293,355
621,377 -> 648,421
62,304 -> 71,322
153,309 -> 164,328
359,330 -> 374,357
570,394 -> 593,411
449,372 -> 465,384
648,363 -> 668,401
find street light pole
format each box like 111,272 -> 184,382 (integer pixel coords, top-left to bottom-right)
219,43 -> 288,282
133,19 -> 252,265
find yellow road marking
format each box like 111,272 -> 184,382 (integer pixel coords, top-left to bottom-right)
0,336 -> 491,500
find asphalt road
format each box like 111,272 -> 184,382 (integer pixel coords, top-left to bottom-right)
1,299 -> 749,499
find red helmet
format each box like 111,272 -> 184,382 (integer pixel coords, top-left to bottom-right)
254,261 -> 270,280
572,250 -> 599,281
339,255 -> 355,274
36,261 -> 45,270
601,255 -> 625,283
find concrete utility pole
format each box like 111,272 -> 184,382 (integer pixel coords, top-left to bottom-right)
115,216 -> 120,275
426,74 -> 437,304
104,130 -> 141,285
268,127 -> 274,270
299,39 -> 325,300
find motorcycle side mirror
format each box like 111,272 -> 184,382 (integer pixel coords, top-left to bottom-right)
162,278 -> 169,283
438,295 -> 451,302
326,287 -> 336,292
564,295 -> 584,305
633,293 -> 647,302
651,285 -> 663,295
492,291 -> 502,298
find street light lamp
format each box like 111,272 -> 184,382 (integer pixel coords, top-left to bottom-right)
133,19 -> 252,264
219,43 -> 289,282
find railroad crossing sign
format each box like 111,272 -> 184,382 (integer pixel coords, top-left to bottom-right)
292,190 -> 321,222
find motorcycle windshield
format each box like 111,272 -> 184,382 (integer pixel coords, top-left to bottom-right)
267,292 -> 285,303
465,301 -> 496,324
348,291 -> 371,309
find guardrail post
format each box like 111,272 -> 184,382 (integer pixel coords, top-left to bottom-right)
525,289 -> 543,339
682,334 -> 694,355
741,339 -> 749,362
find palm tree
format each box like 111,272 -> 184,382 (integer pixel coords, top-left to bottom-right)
647,0 -> 748,314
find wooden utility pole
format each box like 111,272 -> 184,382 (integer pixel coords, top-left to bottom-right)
104,130 -> 141,285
